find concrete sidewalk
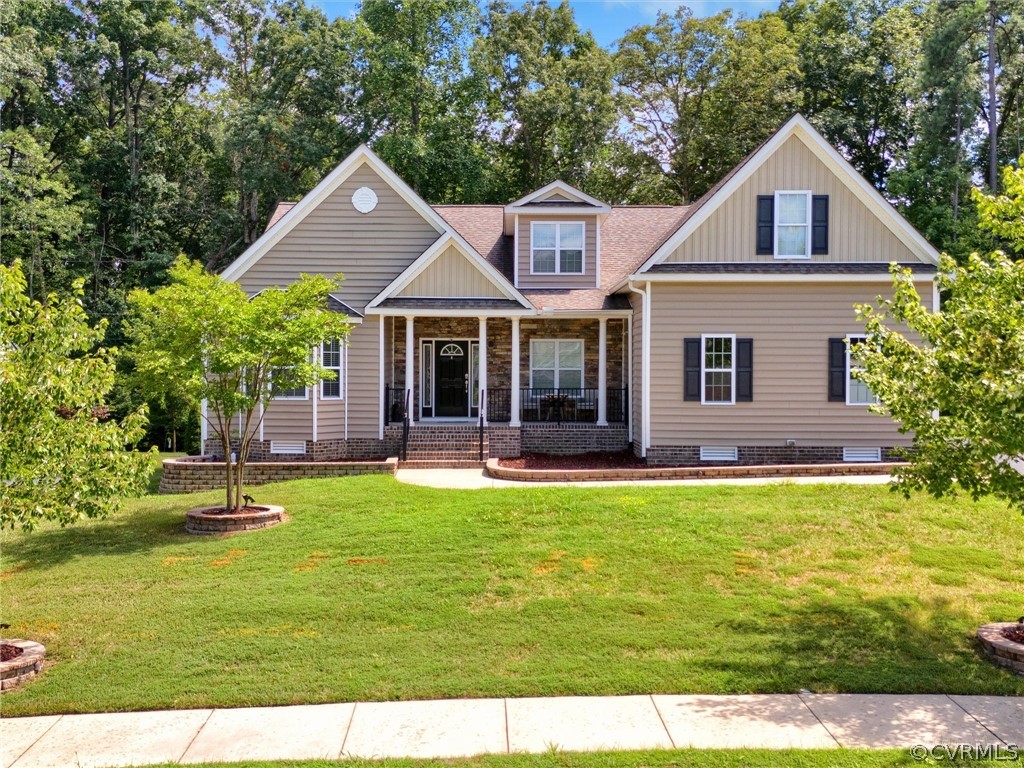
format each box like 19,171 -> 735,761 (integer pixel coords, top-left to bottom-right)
396,467 -> 894,489
3,694 -> 1022,767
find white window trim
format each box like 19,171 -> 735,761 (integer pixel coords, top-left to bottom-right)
700,333 -> 736,406
529,338 -> 585,389
320,339 -> 344,400
271,370 -> 309,401
530,221 -> 586,275
773,190 -> 812,260
845,334 -> 878,406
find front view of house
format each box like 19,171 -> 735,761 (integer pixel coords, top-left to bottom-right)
210,115 -> 938,465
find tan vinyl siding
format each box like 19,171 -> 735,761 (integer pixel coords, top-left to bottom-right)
516,215 -> 598,289
396,245 -> 506,298
262,399 -> 313,441
237,163 -> 442,309
630,291 -> 643,448
647,281 -> 933,447
344,317 -> 382,439
666,135 -> 919,264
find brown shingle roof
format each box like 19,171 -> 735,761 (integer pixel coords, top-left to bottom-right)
433,204 -> 690,310
265,201 -> 297,231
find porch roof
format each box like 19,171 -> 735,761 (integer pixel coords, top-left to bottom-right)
375,297 -> 529,311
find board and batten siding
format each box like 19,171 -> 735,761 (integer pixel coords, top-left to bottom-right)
236,163 -> 442,309
647,281 -> 933,447
665,135 -> 919,264
516,215 -> 599,289
396,245 -> 506,298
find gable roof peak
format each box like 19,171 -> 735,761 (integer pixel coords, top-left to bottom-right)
505,179 -> 610,211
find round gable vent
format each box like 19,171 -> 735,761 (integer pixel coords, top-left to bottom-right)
351,187 -> 378,214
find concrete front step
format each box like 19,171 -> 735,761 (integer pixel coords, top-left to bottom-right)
398,459 -> 488,469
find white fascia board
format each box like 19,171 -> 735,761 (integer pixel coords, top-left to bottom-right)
506,179 -> 609,209
615,270 -> 931,286
220,144 -> 450,284
367,307 -> 537,318
534,309 -> 632,319
366,233 -> 532,309
632,114 -> 939,277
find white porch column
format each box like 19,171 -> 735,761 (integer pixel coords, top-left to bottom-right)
510,317 -> 521,426
479,316 -> 488,425
404,316 -> 414,415
597,318 -> 608,425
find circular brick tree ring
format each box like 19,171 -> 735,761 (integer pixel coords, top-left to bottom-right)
185,505 -> 286,535
1,639 -> 46,691
977,622 -> 1024,675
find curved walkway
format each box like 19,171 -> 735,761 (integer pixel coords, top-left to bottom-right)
396,467 -> 894,489
3,693 -> 1021,767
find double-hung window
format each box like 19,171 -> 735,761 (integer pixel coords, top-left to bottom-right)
531,222 -> 584,274
846,335 -> 877,406
530,339 -> 583,390
320,339 -> 343,399
272,373 -> 307,400
702,334 -> 735,405
774,191 -> 811,258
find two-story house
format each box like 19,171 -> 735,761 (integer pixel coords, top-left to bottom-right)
211,114 -> 938,464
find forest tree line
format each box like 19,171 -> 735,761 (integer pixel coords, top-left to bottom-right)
2,0 -> 1023,447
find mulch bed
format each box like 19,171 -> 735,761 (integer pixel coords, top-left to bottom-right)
202,506 -> 266,516
1001,625 -> 1024,644
0,644 -> 24,662
499,451 -> 647,470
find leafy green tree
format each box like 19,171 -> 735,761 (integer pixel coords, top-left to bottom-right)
0,261 -> 150,531
127,257 -> 350,513
615,8 -> 799,203
854,163 -> 1024,513
356,0 -> 490,203
474,0 -> 616,197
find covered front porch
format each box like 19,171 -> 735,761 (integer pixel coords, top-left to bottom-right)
378,313 -> 629,428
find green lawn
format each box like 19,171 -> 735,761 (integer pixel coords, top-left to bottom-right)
139,751 -> 1002,768
1,475 -> 1022,716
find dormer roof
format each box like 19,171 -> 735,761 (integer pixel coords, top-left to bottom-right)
503,180 -> 612,235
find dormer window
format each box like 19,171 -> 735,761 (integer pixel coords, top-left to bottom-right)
757,192 -> 829,258
531,222 -> 584,274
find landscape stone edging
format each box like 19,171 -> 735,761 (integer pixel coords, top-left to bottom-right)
486,458 -> 904,482
0,639 -> 46,691
186,504 -> 286,535
977,622 -> 1024,676
160,456 -> 398,494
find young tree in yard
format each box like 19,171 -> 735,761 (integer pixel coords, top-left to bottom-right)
854,162 -> 1024,513
127,257 -> 349,513
0,261 -> 150,531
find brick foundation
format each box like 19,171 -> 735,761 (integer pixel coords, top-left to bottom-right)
645,445 -> 903,466
159,456 -> 398,494
208,434 -> 401,462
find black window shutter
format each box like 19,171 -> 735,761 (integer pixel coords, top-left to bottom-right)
828,338 -> 846,401
756,196 -> 774,255
684,338 -> 701,401
736,339 -> 753,401
812,195 -> 829,255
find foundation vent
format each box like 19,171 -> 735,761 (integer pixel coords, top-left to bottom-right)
270,441 -> 307,455
843,447 -> 881,462
700,446 -> 738,462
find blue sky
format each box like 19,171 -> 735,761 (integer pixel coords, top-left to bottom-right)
310,0 -> 779,48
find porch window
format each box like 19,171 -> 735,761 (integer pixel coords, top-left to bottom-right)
531,222 -> 584,274
320,339 -> 343,399
470,341 -> 480,407
530,340 -> 583,389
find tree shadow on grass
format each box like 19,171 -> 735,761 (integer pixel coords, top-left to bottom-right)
711,592 -> 1024,695
1,506 -> 194,571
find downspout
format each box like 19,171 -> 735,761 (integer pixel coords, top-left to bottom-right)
627,280 -> 650,458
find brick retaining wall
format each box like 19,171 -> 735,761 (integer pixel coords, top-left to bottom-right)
159,456 -> 398,494
486,458 -> 903,483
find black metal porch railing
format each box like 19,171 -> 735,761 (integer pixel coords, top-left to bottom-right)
383,384 -> 407,426
485,388 -> 627,424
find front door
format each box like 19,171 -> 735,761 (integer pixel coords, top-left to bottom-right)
435,341 -> 469,417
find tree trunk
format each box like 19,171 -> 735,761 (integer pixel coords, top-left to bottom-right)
988,0 -> 998,192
